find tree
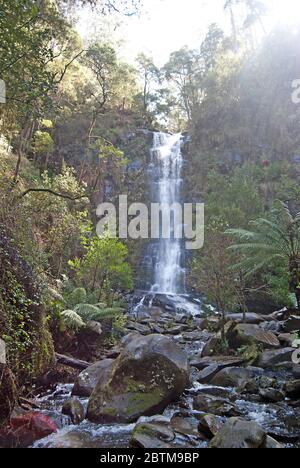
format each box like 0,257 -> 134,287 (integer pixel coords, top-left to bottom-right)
227,201 -> 300,310
70,229 -> 133,303
190,219 -> 240,341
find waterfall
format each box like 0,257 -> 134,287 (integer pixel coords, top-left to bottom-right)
150,132 -> 185,294
134,131 -> 202,316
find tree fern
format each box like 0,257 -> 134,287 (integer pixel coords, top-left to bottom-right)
61,310 -> 85,330
226,201 -> 300,308
67,287 -> 87,308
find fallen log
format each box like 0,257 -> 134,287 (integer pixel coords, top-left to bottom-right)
55,353 -> 90,371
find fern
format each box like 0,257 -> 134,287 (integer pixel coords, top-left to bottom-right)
61,310 -> 85,330
67,287 -> 87,308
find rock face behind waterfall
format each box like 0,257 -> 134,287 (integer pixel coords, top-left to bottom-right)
87,334 -> 189,423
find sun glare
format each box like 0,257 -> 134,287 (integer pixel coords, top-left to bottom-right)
270,0 -> 300,26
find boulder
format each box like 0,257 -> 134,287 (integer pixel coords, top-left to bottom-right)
225,313 -> 265,325
263,436 -> 283,449
130,422 -> 174,448
0,413 -> 57,448
227,324 -> 280,350
293,365 -> 300,379
197,365 -> 220,384
198,414 -> 225,438
209,418 -> 267,449
284,380 -> 300,399
201,336 -> 223,357
190,356 -> 245,371
283,316 -> 300,333
193,394 -> 238,417
0,339 -> 6,364
259,388 -> 285,403
72,359 -> 115,397
170,416 -> 202,438
62,398 -> 85,425
210,367 -> 255,388
0,365 -> 17,422
87,334 -> 189,423
258,348 -> 294,369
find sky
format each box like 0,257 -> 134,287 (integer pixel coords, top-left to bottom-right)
76,0 -> 300,65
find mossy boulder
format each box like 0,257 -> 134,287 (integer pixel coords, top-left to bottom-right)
72,359 -> 115,397
227,324 -> 280,350
209,418 -> 267,449
87,334 -> 189,423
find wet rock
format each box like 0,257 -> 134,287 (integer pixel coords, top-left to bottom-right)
87,334 -> 189,423
201,336 -> 223,357
0,339 -> 6,364
72,359 -> 115,397
283,316 -> 300,333
209,417 -> 267,449
197,365 -> 220,384
210,367 -> 255,388
278,333 -> 295,347
166,325 -> 188,336
293,365 -> 300,379
170,416 -> 202,438
263,436 -> 283,449
225,313 -> 266,325
130,422 -> 175,448
190,356 -> 245,371
259,388 -> 285,403
198,414 -> 225,438
284,380 -> 300,399
0,364 -> 17,422
62,398 -> 85,425
227,324 -> 280,350
196,387 -> 235,400
258,348 -> 294,368
193,394 -> 238,417
126,321 -> 151,335
0,413 -> 57,448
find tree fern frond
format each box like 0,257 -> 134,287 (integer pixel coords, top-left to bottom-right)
67,288 -> 87,308
61,310 -> 85,330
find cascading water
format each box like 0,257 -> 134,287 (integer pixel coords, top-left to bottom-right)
151,132 -> 185,294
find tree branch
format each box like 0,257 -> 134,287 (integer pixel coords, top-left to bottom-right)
19,188 -> 86,201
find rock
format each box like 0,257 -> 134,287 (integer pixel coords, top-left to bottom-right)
193,394 -> 238,417
170,416 -> 201,438
225,313 -> 265,325
126,321 -> 150,335
87,334 -> 189,423
196,387 -> 234,400
258,348 -> 294,368
72,359 -> 115,397
210,367 -> 255,388
0,339 -> 6,364
209,418 -> 267,449
198,414 -> 225,438
201,336 -> 223,357
284,380 -> 300,399
190,356 -> 245,371
0,365 -> 17,421
130,422 -> 174,448
166,325 -> 188,336
293,365 -> 300,379
0,413 -> 57,448
283,316 -> 300,333
62,398 -> 85,425
263,436 -> 283,449
197,365 -> 220,384
227,324 -> 280,350
259,388 -> 285,403
278,333 -> 295,347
